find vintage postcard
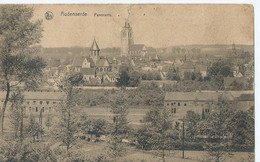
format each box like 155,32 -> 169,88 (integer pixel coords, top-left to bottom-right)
0,4 -> 254,162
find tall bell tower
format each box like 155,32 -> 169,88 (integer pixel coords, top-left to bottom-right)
121,19 -> 134,56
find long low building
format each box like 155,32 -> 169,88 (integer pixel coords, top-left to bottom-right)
0,90 -> 65,115
164,91 -> 254,120
0,90 -> 65,131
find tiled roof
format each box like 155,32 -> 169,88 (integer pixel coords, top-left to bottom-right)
164,91 -> 234,102
81,68 -> 95,75
181,62 -> 194,69
90,39 -> 100,51
0,91 -> 65,100
235,93 -> 254,101
71,57 -> 84,67
130,44 -> 146,51
96,58 -> 110,67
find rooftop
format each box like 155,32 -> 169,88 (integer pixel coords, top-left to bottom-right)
0,91 -> 65,101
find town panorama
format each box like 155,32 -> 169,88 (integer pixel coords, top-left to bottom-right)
0,4 -> 254,162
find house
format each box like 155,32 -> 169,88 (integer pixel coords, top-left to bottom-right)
224,77 -> 248,90
164,91 -> 254,120
180,61 -> 195,77
129,44 -> 147,56
95,57 -> 111,72
164,91 -> 232,120
0,90 -> 65,130
71,57 -> 94,72
81,68 -> 96,81
195,64 -> 208,77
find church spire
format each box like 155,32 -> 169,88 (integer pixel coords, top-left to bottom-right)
90,38 -> 100,58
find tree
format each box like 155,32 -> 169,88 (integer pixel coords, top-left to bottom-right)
167,70 -> 181,81
53,73 -> 84,151
85,118 -> 108,141
185,111 -> 201,140
228,111 -> 254,149
8,90 -> 25,141
0,5 -> 46,136
107,92 -> 130,160
128,71 -> 141,87
91,118 -> 108,138
200,97 -> 234,162
45,114 -> 52,130
141,107 -> 177,162
25,116 -> 44,142
184,72 -> 192,80
207,61 -> 233,89
116,71 -> 130,87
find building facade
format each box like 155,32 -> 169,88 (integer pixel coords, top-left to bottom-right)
164,91 -> 254,121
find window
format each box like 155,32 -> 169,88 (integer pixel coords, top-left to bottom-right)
178,103 -> 180,106
171,103 -> 174,106
33,101 -> 36,104
36,107 -> 38,112
184,103 -> 186,106
46,101 -> 49,105
49,107 -> 51,112
167,103 -> 169,106
174,108 -> 176,113
40,101 -> 43,105
42,107 -> 44,112
53,102 -> 56,104
27,101 -> 30,104
171,108 -> 174,113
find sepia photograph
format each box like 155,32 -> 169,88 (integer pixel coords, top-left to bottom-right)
0,4 -> 254,161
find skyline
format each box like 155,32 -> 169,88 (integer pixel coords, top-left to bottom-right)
31,4 -> 254,48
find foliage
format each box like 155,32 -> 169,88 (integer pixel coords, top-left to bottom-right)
107,92 -> 130,159
0,139 -> 56,162
141,71 -> 162,80
199,97 -> 234,161
207,61 -> 233,90
25,116 -> 44,142
0,4 -> 46,136
53,73 -> 85,151
228,110 -> 254,148
90,118 -> 108,137
185,111 -> 201,140
45,114 -> 52,130
116,71 -> 130,87
166,67 -> 181,81
8,90 -> 25,140
128,71 -> 141,87
139,107 -> 178,162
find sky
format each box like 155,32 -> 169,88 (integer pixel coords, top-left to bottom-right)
31,4 -> 254,48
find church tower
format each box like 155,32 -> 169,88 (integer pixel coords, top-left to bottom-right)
121,19 -> 134,56
90,38 -> 100,59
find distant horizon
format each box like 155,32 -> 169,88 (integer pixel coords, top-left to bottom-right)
40,43 -> 254,49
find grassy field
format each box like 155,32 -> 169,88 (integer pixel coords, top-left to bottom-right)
67,140 -> 253,162
82,107 -> 149,126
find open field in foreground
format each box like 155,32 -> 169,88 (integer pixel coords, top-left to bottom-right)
66,141 -> 254,162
